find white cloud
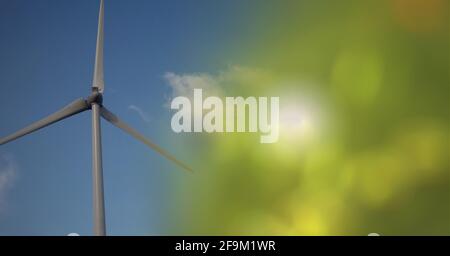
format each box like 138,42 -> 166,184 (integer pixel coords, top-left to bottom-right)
163,66 -> 272,106
128,105 -> 151,124
0,153 -> 17,212
164,72 -> 223,105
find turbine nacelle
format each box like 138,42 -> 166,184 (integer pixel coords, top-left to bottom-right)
86,91 -> 104,106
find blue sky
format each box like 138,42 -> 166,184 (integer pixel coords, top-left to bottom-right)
0,0 -> 257,235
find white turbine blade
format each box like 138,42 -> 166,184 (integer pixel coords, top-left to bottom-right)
0,98 -> 90,145
100,107 -> 194,173
92,0 -> 105,93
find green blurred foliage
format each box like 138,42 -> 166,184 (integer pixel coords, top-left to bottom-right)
167,0 -> 449,235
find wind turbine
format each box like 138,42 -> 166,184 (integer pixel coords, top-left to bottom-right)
0,0 -> 192,236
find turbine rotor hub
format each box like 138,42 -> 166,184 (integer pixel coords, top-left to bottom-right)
87,91 -> 103,106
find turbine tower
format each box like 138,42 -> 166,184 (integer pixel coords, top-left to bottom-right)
0,0 -> 192,236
